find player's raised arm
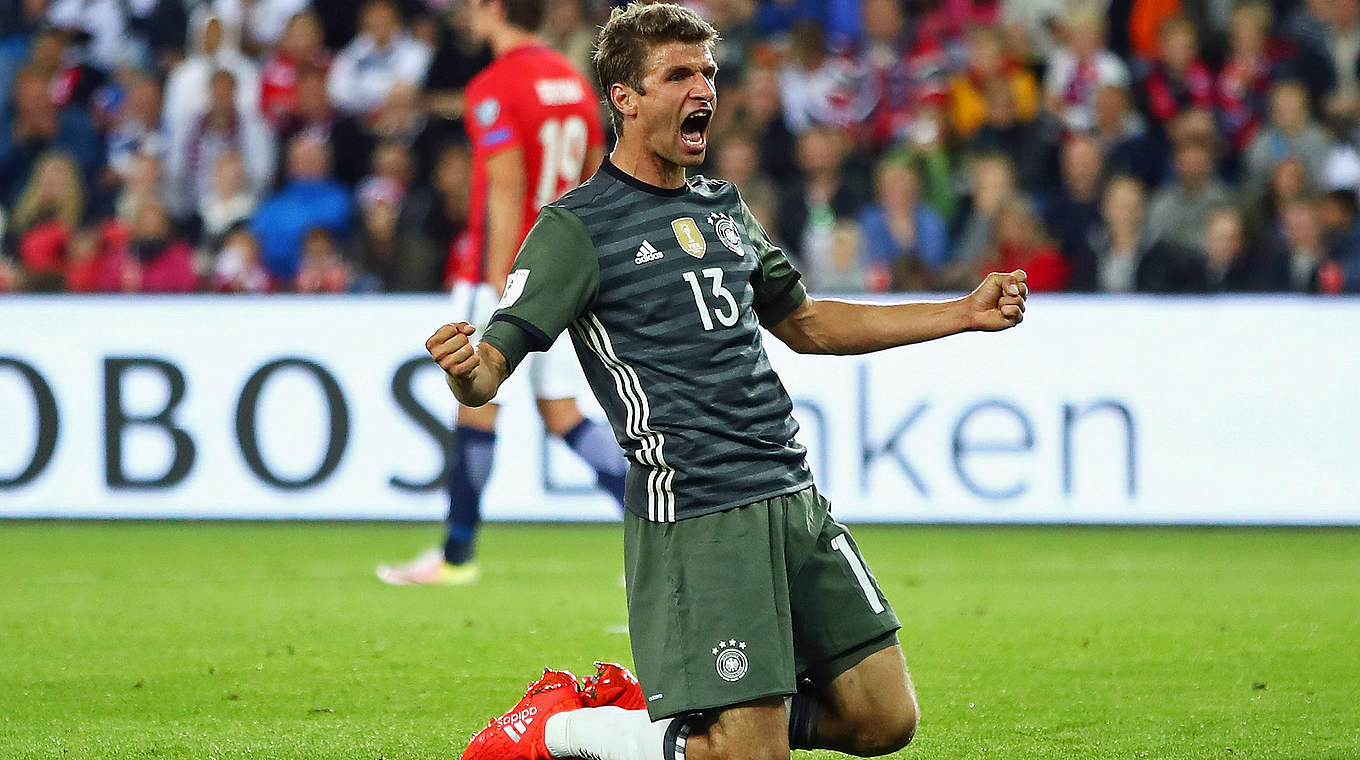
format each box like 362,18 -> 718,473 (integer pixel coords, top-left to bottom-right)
427,322 -> 511,407
769,271 -> 1029,356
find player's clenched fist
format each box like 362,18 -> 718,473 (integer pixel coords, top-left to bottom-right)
427,322 -> 482,377
967,269 -> 1028,332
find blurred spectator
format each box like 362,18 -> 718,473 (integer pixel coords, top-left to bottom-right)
0,0 -> 46,110
808,221 -> 873,293
259,10 -> 331,126
1243,80 -> 1333,191
166,69 -> 274,220
967,75 -> 1052,191
62,224 -> 106,292
114,152 -> 164,224
720,66 -> 799,185
45,0 -> 134,73
778,21 -> 877,134
1215,1 -> 1278,155
1316,0 -> 1360,121
112,199 -> 198,293
163,11 -> 262,148
541,0 -> 597,79
13,151 -> 85,289
1092,83 -> 1163,189
1139,16 -> 1213,132
1045,135 -> 1104,265
883,105 -> 957,224
853,0 -> 944,147
1121,0 -> 1183,61
198,152 -> 258,250
12,150 -> 85,236
27,26 -> 107,109
983,195 -> 1070,290
1085,174 -> 1205,293
857,160 -> 949,284
1043,6 -> 1130,133
714,132 -> 779,232
210,225 -> 271,292
949,25 -> 1039,142
951,152 -> 1017,267
706,0 -> 760,86
326,0 -> 433,117
273,67 -> 374,187
1245,157 -> 1311,248
422,1 -> 494,125
349,175 -> 441,291
1146,112 -> 1233,251
777,125 -> 871,267
367,83 -> 449,188
1256,195 -> 1331,292
0,66 -> 102,207
214,0 -> 313,53
999,0 -> 1070,61
102,70 -> 165,184
295,227 -> 352,293
250,134 -> 352,283
1202,206 -> 1255,292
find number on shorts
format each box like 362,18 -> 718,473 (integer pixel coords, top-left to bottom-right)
831,533 -> 885,614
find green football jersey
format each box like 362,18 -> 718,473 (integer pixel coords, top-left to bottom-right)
480,159 -> 813,522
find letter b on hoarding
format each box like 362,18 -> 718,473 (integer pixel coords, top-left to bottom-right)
104,357 -> 196,488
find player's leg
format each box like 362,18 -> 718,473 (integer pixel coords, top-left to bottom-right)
681,698 -> 790,760
530,340 -> 628,507
785,489 -> 917,755
378,280 -> 499,585
789,641 -> 918,755
443,401 -> 500,566
541,697 -> 786,760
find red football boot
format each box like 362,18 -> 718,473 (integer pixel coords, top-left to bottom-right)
461,669 -> 583,760
580,661 -> 647,711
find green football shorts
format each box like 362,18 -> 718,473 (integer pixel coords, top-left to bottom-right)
623,485 -> 902,719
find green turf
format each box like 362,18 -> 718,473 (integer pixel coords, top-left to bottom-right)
1,522 -> 1357,759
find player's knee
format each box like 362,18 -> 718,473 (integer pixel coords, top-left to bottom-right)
847,693 -> 918,756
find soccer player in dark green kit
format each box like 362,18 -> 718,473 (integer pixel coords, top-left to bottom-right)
431,4 -> 1029,760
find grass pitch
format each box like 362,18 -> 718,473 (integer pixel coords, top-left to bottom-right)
1,522 -> 1357,760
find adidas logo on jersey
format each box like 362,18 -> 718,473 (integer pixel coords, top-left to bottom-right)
634,239 -> 663,264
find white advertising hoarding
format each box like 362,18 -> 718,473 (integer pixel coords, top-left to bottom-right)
1,296 -> 1355,523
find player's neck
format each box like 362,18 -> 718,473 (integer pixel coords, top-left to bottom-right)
609,139 -> 686,190
489,26 -> 541,58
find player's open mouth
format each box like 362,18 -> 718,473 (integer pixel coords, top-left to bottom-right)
680,109 -> 712,151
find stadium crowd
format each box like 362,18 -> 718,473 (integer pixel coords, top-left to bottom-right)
2,0 -> 1360,294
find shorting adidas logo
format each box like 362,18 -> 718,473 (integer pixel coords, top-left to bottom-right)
634,239 -> 663,264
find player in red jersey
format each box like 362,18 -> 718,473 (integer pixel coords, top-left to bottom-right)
377,0 -> 625,586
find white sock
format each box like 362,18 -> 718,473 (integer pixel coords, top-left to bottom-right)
544,707 -> 680,760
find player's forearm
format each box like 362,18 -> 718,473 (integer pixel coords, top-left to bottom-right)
445,344 -> 510,407
785,297 -> 973,355
485,171 -> 526,289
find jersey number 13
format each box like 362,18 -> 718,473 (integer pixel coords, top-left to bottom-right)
683,268 -> 739,330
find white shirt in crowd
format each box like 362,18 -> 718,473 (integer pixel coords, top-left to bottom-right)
326,32 -> 433,116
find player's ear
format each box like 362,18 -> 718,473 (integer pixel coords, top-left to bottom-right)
610,83 -> 638,120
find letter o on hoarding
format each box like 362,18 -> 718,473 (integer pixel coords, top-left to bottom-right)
235,358 -> 349,489
0,357 -> 59,488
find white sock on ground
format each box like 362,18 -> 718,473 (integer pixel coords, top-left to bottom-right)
544,707 -> 677,760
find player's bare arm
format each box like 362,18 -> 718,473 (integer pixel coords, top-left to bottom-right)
770,270 -> 1029,355
426,322 -> 510,407
485,148 -> 528,290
